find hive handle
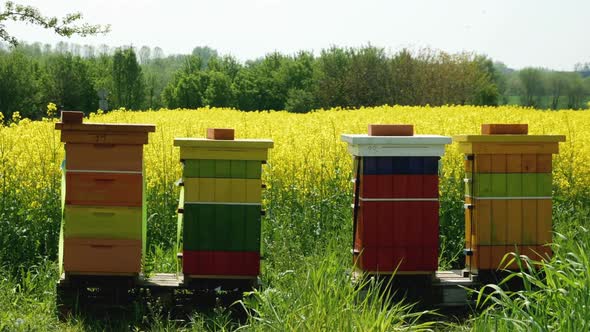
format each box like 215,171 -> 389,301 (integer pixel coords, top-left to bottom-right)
94,178 -> 115,182
90,244 -> 114,249
93,144 -> 116,149
92,212 -> 115,217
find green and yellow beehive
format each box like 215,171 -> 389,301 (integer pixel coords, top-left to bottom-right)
175,128 -> 273,278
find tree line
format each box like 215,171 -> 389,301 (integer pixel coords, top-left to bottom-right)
0,42 -> 589,120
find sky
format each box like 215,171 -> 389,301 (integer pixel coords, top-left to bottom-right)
4,0 -> 589,70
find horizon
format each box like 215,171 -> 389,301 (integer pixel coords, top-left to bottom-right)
4,0 -> 589,71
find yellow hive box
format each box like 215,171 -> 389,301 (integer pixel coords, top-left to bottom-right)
174,138 -> 274,161
183,178 -> 262,203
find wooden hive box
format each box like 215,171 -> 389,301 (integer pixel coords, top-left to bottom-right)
56,112 -> 155,276
341,126 -> 451,275
174,133 -> 273,278
454,125 -> 565,273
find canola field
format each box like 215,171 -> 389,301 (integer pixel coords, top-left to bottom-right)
1,105 -> 590,330
2,106 -> 589,263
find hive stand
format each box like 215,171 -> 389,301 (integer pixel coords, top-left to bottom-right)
55,111 -> 155,314
454,124 -> 565,285
174,129 -> 273,291
343,125 -> 474,306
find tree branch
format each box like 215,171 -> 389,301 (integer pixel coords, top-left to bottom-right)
0,1 -> 110,46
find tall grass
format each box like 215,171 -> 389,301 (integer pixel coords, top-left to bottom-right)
467,205 -> 590,331
241,251 -> 433,331
1,106 -> 590,330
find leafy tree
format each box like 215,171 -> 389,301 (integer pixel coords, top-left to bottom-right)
574,62 -> 590,78
234,53 -> 288,111
518,68 -> 545,107
138,46 -> 151,65
285,88 -> 316,113
204,71 -> 234,107
112,48 -> 144,109
390,49 -> 419,105
565,74 -> 588,109
315,47 -> 351,108
547,71 -> 569,110
345,46 -> 393,107
0,49 -> 44,118
0,1 -> 109,46
45,53 -> 97,114
161,56 -> 207,108
470,55 -> 499,106
278,51 -> 317,112
192,46 -> 218,69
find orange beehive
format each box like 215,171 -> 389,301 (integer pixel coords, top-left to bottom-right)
56,111 -> 155,276
454,124 -> 565,273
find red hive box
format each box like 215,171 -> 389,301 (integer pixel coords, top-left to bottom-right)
342,125 -> 451,275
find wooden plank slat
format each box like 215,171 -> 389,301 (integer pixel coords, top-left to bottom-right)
182,250 -> 260,276
183,178 -> 262,203
537,200 -> 553,244
454,135 -> 566,143
180,147 -> 269,161
458,142 -> 560,154
506,200 -> 523,245
64,205 -> 142,239
60,131 -> 149,145
522,200 -> 538,244
56,122 -> 156,133
183,160 -> 262,179
174,138 -> 273,149
491,200 -> 507,245
66,143 -> 143,171
66,172 -> 143,206
506,154 -> 522,172
476,199 -> 492,245
182,204 -> 261,252
490,154 -> 507,172
63,238 -> 141,274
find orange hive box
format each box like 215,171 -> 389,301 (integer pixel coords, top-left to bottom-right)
454,124 -> 565,276
56,115 -> 155,276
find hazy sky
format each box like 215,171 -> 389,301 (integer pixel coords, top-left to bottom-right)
5,0 -> 589,70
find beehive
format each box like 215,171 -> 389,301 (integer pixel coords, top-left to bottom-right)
56,112 -> 155,275
174,130 -> 273,278
454,124 -> 565,272
341,125 -> 451,274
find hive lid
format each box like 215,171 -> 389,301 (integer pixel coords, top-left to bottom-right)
341,134 -> 452,145
174,138 -> 274,149
453,135 -> 566,143
55,122 -> 156,133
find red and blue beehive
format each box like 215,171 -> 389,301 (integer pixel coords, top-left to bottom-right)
342,125 -> 451,275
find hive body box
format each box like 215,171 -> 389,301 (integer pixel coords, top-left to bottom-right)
56,122 -> 155,275
454,134 -> 565,273
341,134 -> 452,274
174,138 -> 273,278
